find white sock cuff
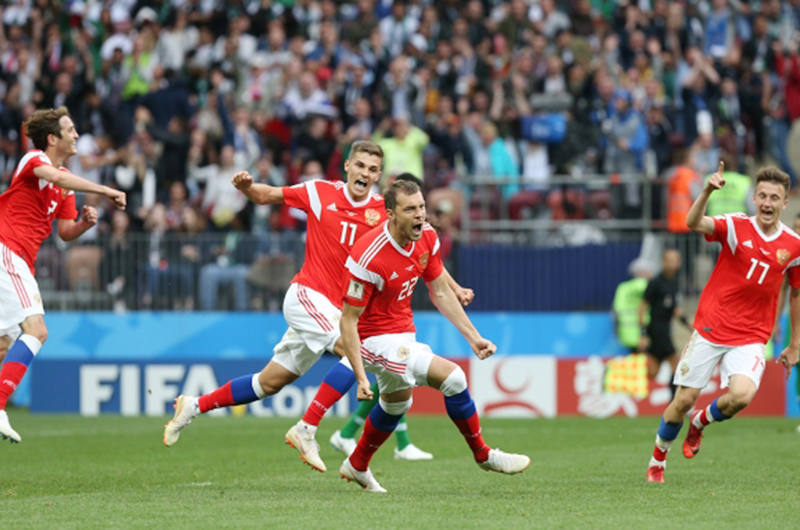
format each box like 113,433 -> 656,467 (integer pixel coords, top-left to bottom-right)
20,334 -> 42,356
379,397 -> 412,416
251,374 -> 267,399
338,356 -> 353,370
439,366 -> 468,396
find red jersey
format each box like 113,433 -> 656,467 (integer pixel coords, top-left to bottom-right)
283,180 -> 386,307
694,214 -> 800,345
343,221 -> 444,340
0,150 -> 78,273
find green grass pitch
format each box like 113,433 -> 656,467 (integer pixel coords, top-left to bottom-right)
1,411 -> 799,529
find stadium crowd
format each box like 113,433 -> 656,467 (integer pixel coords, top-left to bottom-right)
1,0 -> 800,309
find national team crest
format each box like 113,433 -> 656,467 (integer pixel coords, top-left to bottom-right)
397,346 -> 410,360
365,209 -> 381,226
419,252 -> 429,267
777,249 -> 791,265
61,188 -> 69,198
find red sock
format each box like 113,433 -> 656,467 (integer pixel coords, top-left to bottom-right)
302,382 -> 343,426
198,381 -> 234,413
652,446 -> 667,462
349,416 -> 394,471
453,413 -> 491,463
0,362 -> 27,410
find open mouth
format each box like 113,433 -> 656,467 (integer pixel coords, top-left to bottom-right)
353,178 -> 369,193
760,207 -> 774,220
411,223 -> 423,236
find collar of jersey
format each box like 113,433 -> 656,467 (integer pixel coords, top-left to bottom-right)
343,184 -> 373,208
749,216 -> 784,242
383,221 -> 414,257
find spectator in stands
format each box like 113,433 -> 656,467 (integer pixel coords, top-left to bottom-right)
373,114 -> 429,188
192,145 -> 251,230
199,212 -> 254,311
101,210 -> 139,312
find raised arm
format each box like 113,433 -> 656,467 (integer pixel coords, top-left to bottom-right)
686,161 -> 725,235
33,165 -> 126,209
340,302 -> 374,400
441,267 -> 474,306
427,272 -> 495,359
231,170 -> 284,205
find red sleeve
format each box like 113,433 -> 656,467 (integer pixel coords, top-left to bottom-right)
789,266 -> 800,289
18,153 -> 50,179
56,191 -> 78,220
422,234 -> 445,282
704,216 -> 729,243
281,182 -> 311,211
343,271 -> 376,307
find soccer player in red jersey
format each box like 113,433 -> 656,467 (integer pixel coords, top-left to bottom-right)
338,179 -> 530,492
0,107 -> 126,442
163,143 -> 469,473
647,163 -> 800,483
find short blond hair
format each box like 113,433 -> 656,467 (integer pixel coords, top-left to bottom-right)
349,140 -> 384,163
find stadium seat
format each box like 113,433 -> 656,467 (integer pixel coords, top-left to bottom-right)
508,191 -> 544,220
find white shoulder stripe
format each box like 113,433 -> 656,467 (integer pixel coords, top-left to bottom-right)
358,233 -> 389,268
432,236 -> 440,256
725,214 -> 737,254
346,256 -> 385,291
305,181 -> 322,221
13,150 -> 50,180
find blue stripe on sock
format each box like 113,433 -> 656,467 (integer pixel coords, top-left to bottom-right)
657,417 -> 683,441
5,339 -> 34,367
321,361 -> 356,394
230,374 -> 259,404
369,402 -> 402,432
444,389 -> 476,421
709,399 -> 729,422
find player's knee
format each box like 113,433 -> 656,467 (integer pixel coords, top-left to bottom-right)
21,318 -> 48,344
439,366 -> 467,397
672,391 -> 697,415
379,397 -> 412,416
728,388 -> 756,410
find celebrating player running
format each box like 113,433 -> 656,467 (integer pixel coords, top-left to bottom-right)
0,107 -> 126,443
338,179 -> 530,492
647,163 -> 800,483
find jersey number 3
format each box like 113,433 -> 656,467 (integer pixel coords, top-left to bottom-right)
746,258 -> 770,285
340,221 -> 357,246
47,200 -> 58,216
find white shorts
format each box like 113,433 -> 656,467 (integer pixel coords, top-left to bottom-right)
272,283 -> 342,376
0,242 -> 44,339
674,331 -> 766,390
361,333 -> 435,394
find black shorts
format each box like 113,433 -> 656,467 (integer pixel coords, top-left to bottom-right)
647,328 -> 675,361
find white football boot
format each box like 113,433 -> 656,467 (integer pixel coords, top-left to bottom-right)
285,422 -> 327,472
329,429 -> 357,456
394,443 -> 433,460
478,448 -> 530,474
0,410 -> 21,443
163,395 -> 200,447
339,457 -> 387,493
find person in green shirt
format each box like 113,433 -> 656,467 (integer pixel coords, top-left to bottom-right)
372,116 -> 430,190
613,258 -> 652,352
704,153 -> 754,217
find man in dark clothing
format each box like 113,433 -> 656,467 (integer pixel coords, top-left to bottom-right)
639,249 -> 693,382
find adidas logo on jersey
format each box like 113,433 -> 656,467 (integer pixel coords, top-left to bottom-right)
327,203 -> 337,211
406,265 -> 414,271
743,240 -> 753,248
390,271 -> 399,280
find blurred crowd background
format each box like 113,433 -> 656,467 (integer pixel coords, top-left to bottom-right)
1,0 -> 800,311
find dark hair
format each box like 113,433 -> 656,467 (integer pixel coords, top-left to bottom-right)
24,106 -> 70,151
755,166 -> 791,196
394,172 -> 422,187
349,140 -> 384,162
384,179 -> 420,211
